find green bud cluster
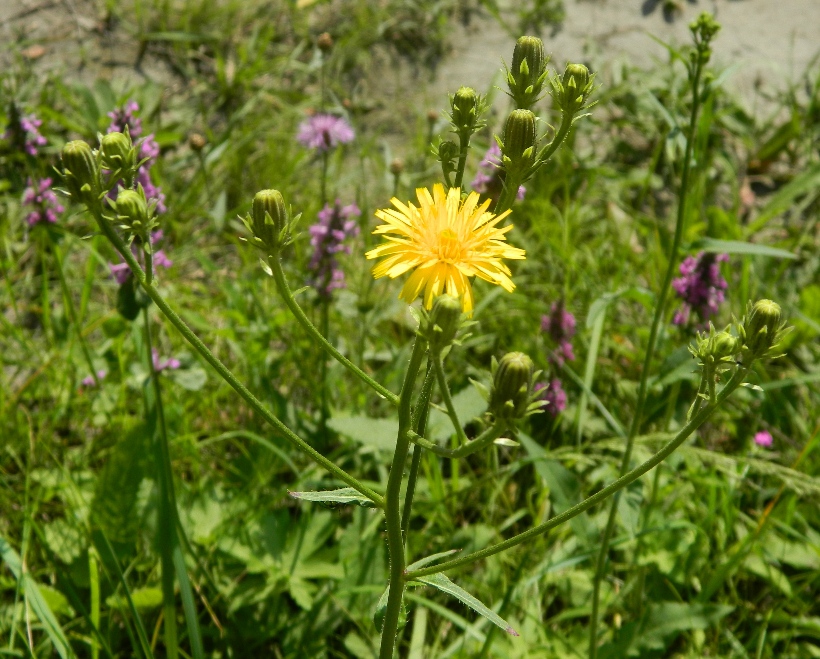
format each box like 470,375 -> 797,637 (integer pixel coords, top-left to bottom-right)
737,299 -> 791,363
241,189 -> 297,254
690,323 -> 739,374
61,140 -> 102,207
689,12 -> 721,66
433,139 -> 459,186
488,352 -> 543,422
506,36 -> 549,110
551,62 -> 594,117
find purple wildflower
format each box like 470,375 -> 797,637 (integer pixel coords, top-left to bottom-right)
672,252 -> 729,327
152,348 -> 180,373
109,230 -> 172,283
106,101 -> 165,213
296,113 -> 355,152
4,113 -> 48,156
81,370 -> 108,387
541,301 -> 576,366
754,430 -> 773,448
22,178 -> 64,226
535,379 -> 567,417
471,143 -> 526,202
308,201 -> 360,298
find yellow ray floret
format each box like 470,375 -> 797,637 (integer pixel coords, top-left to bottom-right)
366,184 -> 526,313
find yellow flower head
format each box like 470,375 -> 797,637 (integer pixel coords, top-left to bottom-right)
366,184 -> 526,313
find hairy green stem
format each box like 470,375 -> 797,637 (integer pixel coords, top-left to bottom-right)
588,57 -> 705,659
87,205 -> 383,505
267,253 -> 399,406
453,132 -> 470,190
379,338 -> 427,659
432,351 -> 468,445
402,362 -> 435,535
406,367 -> 747,580
406,418 -> 506,459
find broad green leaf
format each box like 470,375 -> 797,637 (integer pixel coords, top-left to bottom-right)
289,487 -> 377,507
427,386 -> 487,442
328,415 -> 398,452
414,573 -> 518,636
107,587 -> 163,611
692,237 -> 796,259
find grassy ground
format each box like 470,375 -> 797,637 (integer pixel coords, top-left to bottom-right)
1,1 -> 820,657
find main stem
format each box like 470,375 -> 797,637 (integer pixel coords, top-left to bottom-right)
588,60 -> 704,658
379,338 -> 427,659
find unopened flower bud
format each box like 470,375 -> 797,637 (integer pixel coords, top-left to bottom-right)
450,87 -> 479,134
114,187 -> 151,234
427,294 -> 462,349
188,133 -> 207,151
389,158 -> 404,175
490,352 -> 534,419
317,32 -> 333,52
427,109 -> 439,124
709,331 -> 738,359
743,299 -> 782,357
555,63 -> 593,116
250,189 -> 288,251
501,109 -> 536,172
100,131 -> 136,173
508,36 -> 548,109
62,140 -> 100,206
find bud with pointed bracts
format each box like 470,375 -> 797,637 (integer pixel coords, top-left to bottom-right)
489,352 -> 544,421
498,109 -> 537,180
241,189 -> 296,254
738,299 -> 791,362
111,184 -> 158,238
418,294 -> 464,353
100,130 -> 139,180
506,36 -> 549,110
552,63 -> 594,117
61,140 -> 101,207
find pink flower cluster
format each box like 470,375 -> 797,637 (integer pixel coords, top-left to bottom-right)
22,177 -> 64,226
471,143 -> 526,201
106,101 -> 166,213
81,370 -> 108,387
754,430 -> 773,448
308,201 -> 360,298
535,379 -> 567,417
541,301 -> 576,366
4,113 -> 47,156
672,252 -> 729,327
109,230 -> 173,284
152,348 -> 180,373
296,114 -> 355,153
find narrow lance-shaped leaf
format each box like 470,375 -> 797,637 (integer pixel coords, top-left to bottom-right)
289,488 -> 377,507
413,573 -> 518,636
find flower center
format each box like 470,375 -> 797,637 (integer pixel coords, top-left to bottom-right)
437,228 -> 464,263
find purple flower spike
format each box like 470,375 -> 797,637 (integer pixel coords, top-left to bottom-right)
108,101 -> 142,137
23,178 -> 64,226
541,301 -> 576,366
535,379 -> 567,417
672,252 -> 729,328
471,143 -> 526,202
297,113 -> 355,152
308,201 -> 360,299
754,430 -> 773,448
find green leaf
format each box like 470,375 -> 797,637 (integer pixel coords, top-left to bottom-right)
169,366 -> 208,391
327,415 -> 398,453
0,534 -> 76,658
107,587 -> 164,611
413,573 -> 518,636
745,161 -> 820,236
373,585 -> 406,633
692,237 -> 796,259
406,549 -> 461,572
289,488 -> 377,507
427,385 -> 487,442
